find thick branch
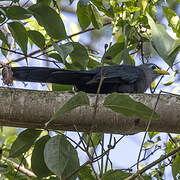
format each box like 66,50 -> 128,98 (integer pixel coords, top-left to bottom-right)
0,87 -> 179,134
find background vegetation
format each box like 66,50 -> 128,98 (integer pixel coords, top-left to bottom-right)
0,0 -> 180,179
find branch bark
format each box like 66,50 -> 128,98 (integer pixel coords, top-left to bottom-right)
0,87 -> 179,134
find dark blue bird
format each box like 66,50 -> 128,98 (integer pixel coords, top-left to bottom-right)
10,63 -> 169,93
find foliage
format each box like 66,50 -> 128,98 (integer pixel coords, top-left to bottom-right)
104,93 -> 159,120
0,0 -> 180,179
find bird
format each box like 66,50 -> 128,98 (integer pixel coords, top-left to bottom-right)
9,63 -> 169,93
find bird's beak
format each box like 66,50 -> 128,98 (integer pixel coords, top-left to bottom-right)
155,68 -> 169,75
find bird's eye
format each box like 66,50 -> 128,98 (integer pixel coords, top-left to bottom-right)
149,64 -> 157,70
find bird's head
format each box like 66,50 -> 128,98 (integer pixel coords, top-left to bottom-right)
140,63 -> 169,81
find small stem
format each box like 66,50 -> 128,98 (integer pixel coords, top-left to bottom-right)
104,134 -> 113,172
125,146 -> 180,180
136,91 -> 162,170
6,22 -> 111,65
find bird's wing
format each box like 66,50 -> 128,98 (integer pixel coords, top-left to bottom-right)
86,65 -> 143,84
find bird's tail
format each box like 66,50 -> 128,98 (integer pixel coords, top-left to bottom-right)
11,67 -> 93,85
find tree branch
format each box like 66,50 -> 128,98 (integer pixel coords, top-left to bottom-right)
3,157 -> 36,178
0,87 -> 179,134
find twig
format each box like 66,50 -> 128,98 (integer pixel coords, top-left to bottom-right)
136,91 -> 162,170
86,44 -> 108,151
3,157 -> 36,178
100,134 -> 104,177
89,135 -> 101,173
93,136 -> 125,162
90,163 -> 100,180
13,155 -> 25,180
168,133 -> 178,148
0,47 -> 61,65
11,160 -> 36,178
54,130 -> 85,152
85,136 -> 100,180
7,22 -> 111,64
63,160 -> 90,180
84,45 -> 108,180
125,146 -> 180,180
73,126 -> 86,150
102,168 -> 132,179
104,134 -> 113,172
130,146 -> 161,169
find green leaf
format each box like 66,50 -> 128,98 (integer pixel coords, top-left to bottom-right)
172,155 -> 180,179
37,0 -> 51,5
44,135 -> 80,179
77,2 -> 91,30
6,6 -> 31,20
90,4 -> 103,29
87,57 -> 101,69
27,30 -> 45,49
122,47 -> 134,65
48,53 -> 64,63
140,0 -> 148,14
31,135 -> 52,178
143,41 -> 159,58
102,169 -> 131,180
143,140 -> 161,149
90,0 -> 114,18
162,6 -> 180,38
0,29 -> 9,47
61,43 -> 74,59
166,46 -> 180,70
52,84 -> 73,91
148,132 -> 159,139
9,129 -> 41,158
103,93 -> 159,120
78,166 -> 96,180
29,4 -> 66,40
1,41 -> 8,57
126,6 -> 141,13
47,92 -> 89,125
103,43 -> 124,65
51,41 -> 64,62
122,24 -> 134,65
149,4 -> 157,18
166,141 -> 174,154
4,135 -> 17,148
65,62 -> 81,70
146,13 -> 175,67
83,133 -> 102,147
163,70 -> 178,86
0,8 -> 6,23
168,39 -> 180,56
8,21 -> 28,54
70,42 -> 89,70
51,41 -> 74,62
